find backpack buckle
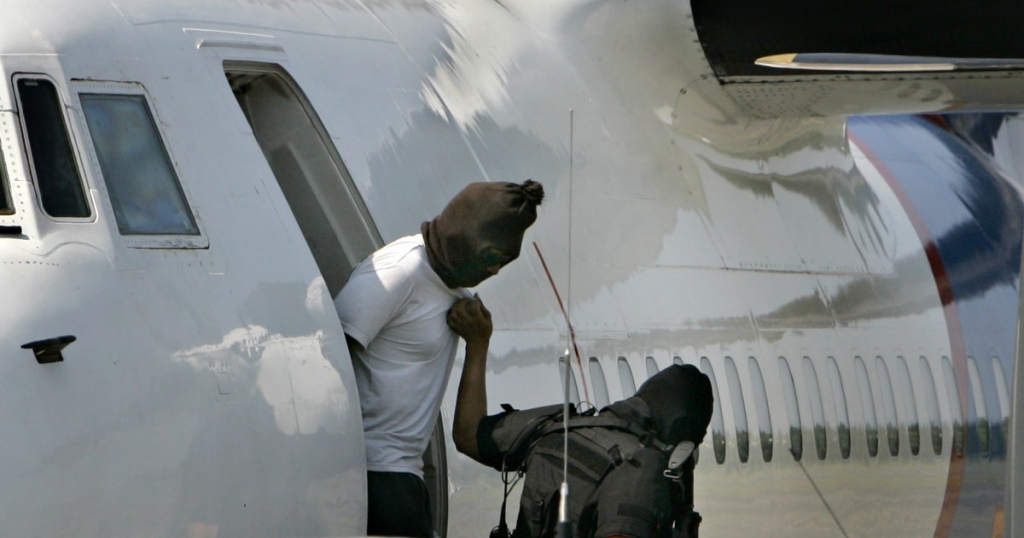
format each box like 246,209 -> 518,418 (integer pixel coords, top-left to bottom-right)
664,441 -> 695,481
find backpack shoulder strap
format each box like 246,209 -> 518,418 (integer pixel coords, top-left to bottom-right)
538,414 -> 675,455
667,446 -> 702,538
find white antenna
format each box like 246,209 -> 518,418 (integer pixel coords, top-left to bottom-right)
564,108 -> 574,476
557,108 -> 575,538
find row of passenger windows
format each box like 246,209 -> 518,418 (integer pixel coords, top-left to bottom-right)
4,77 -> 198,236
559,353 -> 1012,465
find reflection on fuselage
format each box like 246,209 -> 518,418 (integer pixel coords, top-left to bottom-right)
448,113 -> 1021,538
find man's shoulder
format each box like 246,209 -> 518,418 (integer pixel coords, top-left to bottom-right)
333,236 -> 424,307
370,234 -> 427,266
345,235 -> 429,283
476,404 -> 570,471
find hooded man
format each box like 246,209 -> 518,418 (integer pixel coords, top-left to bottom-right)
452,364 -> 714,538
334,180 -> 544,538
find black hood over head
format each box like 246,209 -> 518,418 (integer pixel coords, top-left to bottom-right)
625,364 -> 714,446
421,180 -> 544,288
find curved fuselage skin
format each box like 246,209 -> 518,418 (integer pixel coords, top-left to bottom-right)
0,0 -> 1018,536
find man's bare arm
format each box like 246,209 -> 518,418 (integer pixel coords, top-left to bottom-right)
448,295 -> 492,463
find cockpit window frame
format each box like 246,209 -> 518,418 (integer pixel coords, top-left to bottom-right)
0,143 -> 12,215
71,80 -> 207,249
13,74 -> 93,221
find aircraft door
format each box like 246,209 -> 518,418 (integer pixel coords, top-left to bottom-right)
422,416 -> 449,536
223,62 -> 449,537
224,63 -> 379,294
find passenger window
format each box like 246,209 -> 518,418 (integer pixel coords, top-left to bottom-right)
557,356 -> 581,406
79,93 -> 199,236
778,357 -> 803,461
966,357 -> 989,453
748,357 -> 773,462
647,356 -> 661,378
672,356 -> 683,366
876,356 -> 900,456
724,357 -> 750,463
941,356 -> 965,455
589,357 -> 610,409
16,77 -> 90,218
803,357 -> 827,460
919,357 -> 943,455
700,357 -> 727,464
855,356 -> 879,457
617,357 -> 636,397
826,357 -> 851,459
993,356 -> 1011,441
894,356 -> 920,456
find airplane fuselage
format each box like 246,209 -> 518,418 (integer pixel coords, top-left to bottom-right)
0,0 -> 1020,536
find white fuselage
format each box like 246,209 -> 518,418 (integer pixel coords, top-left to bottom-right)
0,0 -> 1017,536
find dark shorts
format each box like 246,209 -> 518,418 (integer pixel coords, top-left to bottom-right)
367,470 -> 432,538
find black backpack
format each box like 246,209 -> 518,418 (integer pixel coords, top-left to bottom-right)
489,404 -> 702,538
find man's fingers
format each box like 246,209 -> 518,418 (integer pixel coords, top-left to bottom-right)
448,297 -> 491,330
449,299 -> 470,316
469,296 -> 489,315
448,305 -> 467,323
447,300 -> 475,325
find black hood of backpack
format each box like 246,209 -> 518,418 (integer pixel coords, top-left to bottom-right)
608,364 -> 714,446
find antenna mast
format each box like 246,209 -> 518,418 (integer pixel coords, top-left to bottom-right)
558,109 -> 575,538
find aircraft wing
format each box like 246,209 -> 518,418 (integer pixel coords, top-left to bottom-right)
691,0 -> 1024,117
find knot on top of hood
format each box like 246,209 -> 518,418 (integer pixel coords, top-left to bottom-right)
421,180 -> 544,288
631,364 -> 714,446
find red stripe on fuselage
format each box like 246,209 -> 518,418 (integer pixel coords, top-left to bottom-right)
848,131 -> 970,538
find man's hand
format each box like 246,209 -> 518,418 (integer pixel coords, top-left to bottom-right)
447,294 -> 492,348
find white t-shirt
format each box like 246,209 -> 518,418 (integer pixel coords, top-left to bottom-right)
334,234 -> 471,477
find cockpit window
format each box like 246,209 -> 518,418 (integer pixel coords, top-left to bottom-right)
16,78 -> 91,218
79,93 -> 198,235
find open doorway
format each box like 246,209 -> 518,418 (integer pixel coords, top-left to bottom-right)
225,62 -> 379,295
225,62 -> 449,537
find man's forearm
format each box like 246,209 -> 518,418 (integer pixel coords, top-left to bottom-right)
453,340 -> 489,463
